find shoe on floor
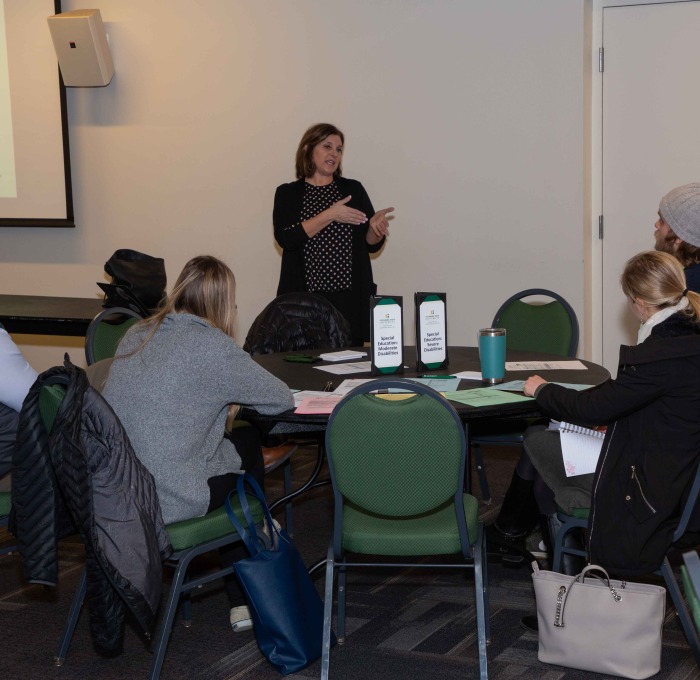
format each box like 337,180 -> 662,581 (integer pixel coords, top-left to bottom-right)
262,443 -> 298,473
230,605 -> 253,633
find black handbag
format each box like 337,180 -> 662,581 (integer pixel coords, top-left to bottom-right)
98,249 -> 166,316
225,475 -> 329,674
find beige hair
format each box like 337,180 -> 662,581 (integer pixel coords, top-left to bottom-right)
295,123 -> 344,180
621,250 -> 700,320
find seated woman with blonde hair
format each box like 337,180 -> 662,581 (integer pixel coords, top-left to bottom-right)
496,251 -> 700,577
104,255 -> 294,630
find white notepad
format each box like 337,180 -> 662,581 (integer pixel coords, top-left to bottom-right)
558,422 -> 605,477
318,350 -> 367,362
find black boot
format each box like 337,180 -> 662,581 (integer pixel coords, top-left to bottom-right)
494,470 -> 540,538
487,470 -> 541,566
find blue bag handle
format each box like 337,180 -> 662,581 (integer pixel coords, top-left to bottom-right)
224,473 -> 279,556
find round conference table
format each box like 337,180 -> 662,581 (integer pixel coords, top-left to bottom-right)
242,345 -> 610,428
243,345 -> 609,532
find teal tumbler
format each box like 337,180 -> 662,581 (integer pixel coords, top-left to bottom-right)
478,328 -> 506,384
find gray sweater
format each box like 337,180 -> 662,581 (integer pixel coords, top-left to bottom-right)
103,313 -> 294,524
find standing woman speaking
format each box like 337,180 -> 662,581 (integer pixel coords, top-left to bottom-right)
273,123 -> 395,345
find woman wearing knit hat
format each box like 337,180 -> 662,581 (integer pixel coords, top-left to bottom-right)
655,182 -> 700,292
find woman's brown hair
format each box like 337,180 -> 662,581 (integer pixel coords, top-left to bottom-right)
295,123 -> 344,180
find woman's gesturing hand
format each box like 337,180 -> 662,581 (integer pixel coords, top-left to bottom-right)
367,207 -> 395,243
327,196 -> 367,225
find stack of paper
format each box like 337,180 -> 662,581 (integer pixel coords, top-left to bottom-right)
318,350 -> 367,362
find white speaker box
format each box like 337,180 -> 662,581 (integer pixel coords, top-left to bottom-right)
47,9 -> 114,87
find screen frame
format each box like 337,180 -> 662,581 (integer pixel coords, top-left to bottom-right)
0,0 -> 74,228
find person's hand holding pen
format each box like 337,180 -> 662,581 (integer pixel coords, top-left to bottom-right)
524,375 -> 548,397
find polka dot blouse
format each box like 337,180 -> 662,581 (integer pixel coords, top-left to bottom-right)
301,182 -> 352,292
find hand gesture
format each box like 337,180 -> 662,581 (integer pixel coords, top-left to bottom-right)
327,196 -> 367,225
369,207 -> 394,239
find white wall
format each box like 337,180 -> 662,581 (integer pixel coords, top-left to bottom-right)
0,0 -> 589,371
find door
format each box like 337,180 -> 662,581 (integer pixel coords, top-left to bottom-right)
601,1 -> 700,369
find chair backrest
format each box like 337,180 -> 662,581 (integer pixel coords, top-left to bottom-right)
85,307 -> 143,366
243,292 -> 351,355
325,379 -> 466,518
38,383 -> 67,434
492,288 -> 579,357
673,461 -> 700,543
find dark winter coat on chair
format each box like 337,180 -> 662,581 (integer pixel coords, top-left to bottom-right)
12,360 -> 172,652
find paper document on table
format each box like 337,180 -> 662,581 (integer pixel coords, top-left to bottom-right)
559,422 -> 605,477
451,370 -> 482,381
333,378 -> 374,396
505,360 -> 587,371
314,361 -> 372,375
292,390 -> 331,407
295,395 -> 342,414
407,377 -> 461,392
492,380 -> 595,393
443,388 -> 534,407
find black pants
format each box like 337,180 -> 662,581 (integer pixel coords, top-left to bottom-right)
207,423 -> 265,607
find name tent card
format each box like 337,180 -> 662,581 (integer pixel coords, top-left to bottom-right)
370,295 -> 403,375
414,292 -> 448,371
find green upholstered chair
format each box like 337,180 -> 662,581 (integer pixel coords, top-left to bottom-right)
553,462 -> 700,666
84,306 -> 143,366
471,289 -> 579,503
39,383 -> 263,680
0,492 -> 13,556
321,379 -> 488,680
682,550 -> 700,637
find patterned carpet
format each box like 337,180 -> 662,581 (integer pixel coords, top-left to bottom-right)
1,445 -> 698,679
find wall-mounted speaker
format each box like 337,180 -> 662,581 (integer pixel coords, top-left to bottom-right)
47,9 -> 114,87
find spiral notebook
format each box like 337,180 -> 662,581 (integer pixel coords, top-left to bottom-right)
558,422 -> 605,478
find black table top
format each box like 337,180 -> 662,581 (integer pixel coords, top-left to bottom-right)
244,345 -> 610,427
0,294 -> 105,336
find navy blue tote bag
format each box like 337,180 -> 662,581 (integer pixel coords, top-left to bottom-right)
225,474 -> 329,674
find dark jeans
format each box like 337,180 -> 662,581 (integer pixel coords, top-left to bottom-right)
207,423 -> 265,607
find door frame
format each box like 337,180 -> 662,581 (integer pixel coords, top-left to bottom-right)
589,0 -> 697,364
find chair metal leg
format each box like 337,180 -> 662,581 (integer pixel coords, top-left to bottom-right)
148,554 -> 196,680
471,442 -> 492,504
283,459 -> 293,532
473,525 -> 489,680
54,567 -> 87,666
336,565 -> 347,643
552,516 -> 587,573
661,557 -> 700,665
321,545 -> 335,680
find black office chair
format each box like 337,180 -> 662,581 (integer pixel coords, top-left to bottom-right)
243,291 -> 351,355
470,289 -> 579,504
243,292 -> 352,531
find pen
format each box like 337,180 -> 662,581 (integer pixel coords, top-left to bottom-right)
420,375 -> 453,379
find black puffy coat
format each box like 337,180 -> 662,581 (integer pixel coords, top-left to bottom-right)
12,360 -> 172,651
243,291 -> 352,355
